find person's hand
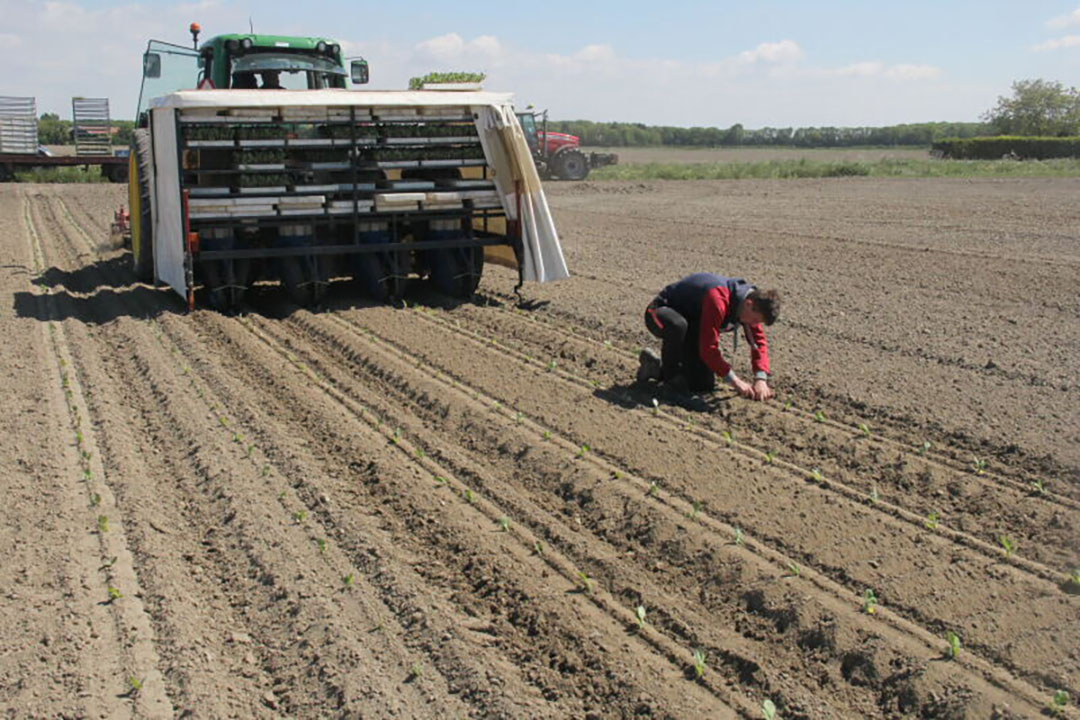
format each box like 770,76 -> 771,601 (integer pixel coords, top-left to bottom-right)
731,377 -> 756,399
752,379 -> 775,401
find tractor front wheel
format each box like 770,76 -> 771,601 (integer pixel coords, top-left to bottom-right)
552,148 -> 589,181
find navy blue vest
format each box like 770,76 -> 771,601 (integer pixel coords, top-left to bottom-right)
659,273 -> 755,331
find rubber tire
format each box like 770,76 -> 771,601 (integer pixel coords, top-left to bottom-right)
552,148 -> 589,180
429,246 -> 484,298
280,256 -> 315,307
129,130 -> 155,282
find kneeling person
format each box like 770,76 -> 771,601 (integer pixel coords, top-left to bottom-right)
637,273 -> 780,400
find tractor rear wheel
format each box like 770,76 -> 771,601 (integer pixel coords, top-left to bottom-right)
553,148 -> 589,180
129,130 -> 155,282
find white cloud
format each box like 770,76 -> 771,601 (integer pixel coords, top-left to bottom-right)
736,39 -> 804,65
1032,34 -> 1080,51
1047,8 -> 1080,29
414,32 -> 504,65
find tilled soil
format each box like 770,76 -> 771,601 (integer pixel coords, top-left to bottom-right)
1,179 -> 1077,718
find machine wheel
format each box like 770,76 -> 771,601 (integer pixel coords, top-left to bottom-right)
129,130 -> 155,281
429,246 -> 484,298
280,257 -> 315,306
552,148 -> 589,181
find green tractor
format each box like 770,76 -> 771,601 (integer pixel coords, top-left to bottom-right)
129,23 -> 369,286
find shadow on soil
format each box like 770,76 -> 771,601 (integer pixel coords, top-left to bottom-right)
596,380 -> 732,416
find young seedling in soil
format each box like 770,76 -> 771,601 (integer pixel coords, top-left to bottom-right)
533,541 -> 544,556
762,699 -> 778,720
515,411 -> 524,424
734,527 -> 745,546
612,470 -> 623,480
647,482 -> 659,497
945,631 -> 961,659
99,556 -> 118,571
651,398 -> 660,415
546,360 -> 557,371
917,441 -> 932,456
870,484 -> 881,504
89,493 -> 102,508
1070,567 -> 1080,588
786,562 -> 801,578
999,535 -> 1017,557
262,465 -> 271,477
541,430 -> 552,441
783,400 -> 792,412
577,570 -> 594,595
1049,690 -> 1070,716
576,444 -> 591,459
971,456 -> 988,475
342,573 -> 355,588
721,430 -> 733,445
127,676 -> 144,696
859,423 -> 872,438
764,450 -> 777,465
434,475 -> 448,486
863,589 -> 878,615
415,448 -> 426,458
107,586 -> 123,602
498,516 -> 510,532
690,501 -> 704,520
316,538 -> 327,553
293,510 -> 308,524
462,488 -> 475,504
813,410 -> 826,423
810,468 -> 824,482
1030,478 -> 1048,495
925,511 -> 940,530
636,605 -> 647,629
408,662 -> 423,680
97,515 -> 109,533
390,428 -> 402,445
692,649 -> 707,679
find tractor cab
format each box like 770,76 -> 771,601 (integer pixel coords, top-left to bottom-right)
136,24 -> 369,124
514,108 -> 617,181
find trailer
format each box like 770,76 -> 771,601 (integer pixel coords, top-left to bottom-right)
137,90 -> 567,310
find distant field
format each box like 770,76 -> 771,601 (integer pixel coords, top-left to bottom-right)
588,145 -> 932,164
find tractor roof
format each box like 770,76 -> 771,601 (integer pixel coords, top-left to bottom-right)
203,34 -> 339,51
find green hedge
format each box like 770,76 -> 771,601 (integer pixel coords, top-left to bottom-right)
932,136 -> 1080,160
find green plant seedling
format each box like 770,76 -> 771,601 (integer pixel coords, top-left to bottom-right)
515,411 -> 524,424
390,428 -> 402,445
764,450 -> 777,465
863,589 -> 878,615
498,516 -> 511,532
690,500 -> 704,520
945,630 -> 961,659
343,573 -> 355,588
246,444 -> 255,458
434,475 -> 448,486
293,510 -> 308,524
859,423 -> 872,438
783,400 -> 792,411
107,586 -> 123,601
1070,567 -> 1080,587
1049,690 -> 1069,716
999,535 -> 1017,557
547,360 -> 557,371
232,432 -> 243,444
577,570 -> 594,595
89,493 -> 102,507
692,648 -> 707,679
1030,478 -> 1048,495
463,488 -> 475,504
925,511 -> 940,530
734,527 -> 745,546
82,468 -> 92,482
636,605 -> 647,628
721,430 -> 733,445
971,456 -> 987,475
218,416 -> 229,428
612,470 -> 623,480
316,538 -> 327,553
647,482 -> 658,497
128,676 -> 144,695
97,515 -> 109,533
262,465 -> 271,477
918,440 -> 932,456
870,484 -> 881,504
813,410 -> 826,423
787,562 -> 801,578
541,430 -> 552,441
278,490 -> 287,500
762,699 -> 777,720
576,444 -> 591,459
810,468 -> 824,482
651,397 -> 660,415
409,662 -> 423,680
415,448 -> 426,458
533,541 -> 544,556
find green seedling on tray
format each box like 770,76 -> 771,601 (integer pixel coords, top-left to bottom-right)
107,586 -> 123,601
971,456 -> 987,475
498,516 -> 510,532
636,605 -> 647,628
925,511 -> 940,530
734,527 -> 745,546
859,423 -> 872,438
408,71 -> 487,89
917,440 -> 932,456
692,648 -> 707,679
863,589 -> 878,615
97,515 -> 109,533
246,444 -> 255,458
787,562 -> 801,578
278,490 -> 287,500
343,573 -> 355,588
813,410 -> 826,423
762,699 -> 777,720
577,570 -> 594,594
945,630 -> 961,659
999,535 -> 1017,557
1050,690 -> 1070,716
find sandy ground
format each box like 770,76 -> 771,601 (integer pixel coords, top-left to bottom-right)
1,179 -> 1077,718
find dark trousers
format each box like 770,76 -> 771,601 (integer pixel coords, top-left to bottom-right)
644,301 -> 717,392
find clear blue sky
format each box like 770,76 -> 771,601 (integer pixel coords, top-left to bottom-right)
4,0 -> 1079,127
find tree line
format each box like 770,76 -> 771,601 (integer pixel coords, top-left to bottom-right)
36,113 -> 136,146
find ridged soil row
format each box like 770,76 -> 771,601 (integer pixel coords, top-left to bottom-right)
164,308 -> 743,719
261,305 -> 1049,718
329,300 -> 1078,699
23,191 -> 172,717
426,298 -> 1080,573
41,193 -> 500,718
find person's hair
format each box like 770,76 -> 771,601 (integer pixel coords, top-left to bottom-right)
748,289 -> 781,325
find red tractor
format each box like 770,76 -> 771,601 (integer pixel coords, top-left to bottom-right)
516,109 -> 617,181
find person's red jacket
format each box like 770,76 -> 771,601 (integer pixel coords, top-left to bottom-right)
698,286 -> 770,378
